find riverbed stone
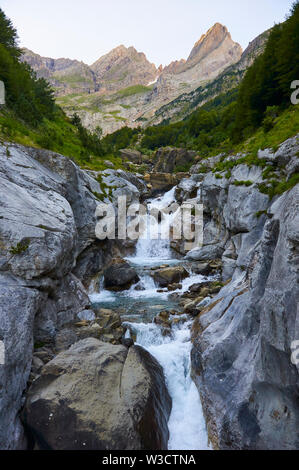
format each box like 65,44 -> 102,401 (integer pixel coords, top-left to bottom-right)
153,266 -> 189,288
104,258 -> 139,290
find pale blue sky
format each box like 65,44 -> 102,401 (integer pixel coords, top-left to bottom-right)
0,0 -> 295,66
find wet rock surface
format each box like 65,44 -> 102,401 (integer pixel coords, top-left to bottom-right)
104,258 -> 140,290
153,266 -> 189,288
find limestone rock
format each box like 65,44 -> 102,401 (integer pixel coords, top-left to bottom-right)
191,185 -> 299,450
24,338 -> 172,450
104,259 -> 139,290
154,147 -> 196,173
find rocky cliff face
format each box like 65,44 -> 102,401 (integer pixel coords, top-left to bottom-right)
183,135 -> 299,449
150,29 -> 270,126
0,142 -> 171,450
21,48 -> 97,96
21,23 -> 243,135
163,23 -> 242,77
90,45 -> 157,93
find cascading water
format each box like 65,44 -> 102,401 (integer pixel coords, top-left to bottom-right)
90,184 -> 211,450
124,321 -> 210,450
129,187 -> 178,264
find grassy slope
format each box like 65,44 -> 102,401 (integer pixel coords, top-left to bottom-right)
0,108 -> 124,171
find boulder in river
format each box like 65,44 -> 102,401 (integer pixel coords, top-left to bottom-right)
24,338 -> 172,450
153,266 -> 189,288
104,258 -> 139,290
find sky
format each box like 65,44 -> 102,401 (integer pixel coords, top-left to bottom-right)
0,0 -> 295,67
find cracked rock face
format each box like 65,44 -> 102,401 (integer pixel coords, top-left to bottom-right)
190,184 -> 299,450
0,143 -> 145,449
23,338 -> 172,450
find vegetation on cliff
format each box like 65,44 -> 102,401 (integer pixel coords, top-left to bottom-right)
100,1 -> 299,164
0,8 -> 124,170
0,3 -> 298,181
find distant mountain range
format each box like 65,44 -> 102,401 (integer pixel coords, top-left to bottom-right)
21,23 -> 268,135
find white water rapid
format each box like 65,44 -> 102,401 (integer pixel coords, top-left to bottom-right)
90,186 -> 211,450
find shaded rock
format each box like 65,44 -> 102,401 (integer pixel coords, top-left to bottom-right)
175,176 -> 202,202
24,338 -> 172,450
143,172 -> 179,194
0,274 -> 42,449
153,147 -> 196,173
121,337 -> 134,348
104,259 -> 139,290
192,263 -> 211,275
34,273 -> 91,342
120,149 -> 142,164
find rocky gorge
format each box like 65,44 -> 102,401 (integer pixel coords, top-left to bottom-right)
0,133 -> 298,450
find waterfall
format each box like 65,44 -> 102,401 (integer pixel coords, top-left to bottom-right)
132,187 -> 178,264
90,184 -> 211,450
125,321 -> 210,450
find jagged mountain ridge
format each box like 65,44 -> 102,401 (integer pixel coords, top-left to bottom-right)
21,23 -> 243,134
150,28 -> 271,126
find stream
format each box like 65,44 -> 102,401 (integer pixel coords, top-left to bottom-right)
90,187 -> 210,450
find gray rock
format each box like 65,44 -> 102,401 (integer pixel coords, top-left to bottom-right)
77,309 -> 96,322
197,297 -> 212,308
273,134 -> 299,167
186,244 -> 224,261
223,185 -> 269,234
191,185 -> 299,450
286,156 -> 299,181
104,259 -> 139,290
0,273 -> 42,449
257,148 -> 275,162
24,338 -> 172,450
175,177 -> 201,202
33,274 -> 91,342
231,164 -> 264,184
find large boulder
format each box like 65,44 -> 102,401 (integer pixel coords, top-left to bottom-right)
153,147 -> 196,173
104,258 -> 139,290
24,338 -> 172,450
153,266 -> 189,288
119,149 -> 142,164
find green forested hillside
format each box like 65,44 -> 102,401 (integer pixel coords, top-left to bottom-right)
0,8 -> 124,170
100,1 -> 299,159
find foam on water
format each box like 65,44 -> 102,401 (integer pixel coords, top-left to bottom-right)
125,321 -> 210,450
89,185 -> 210,450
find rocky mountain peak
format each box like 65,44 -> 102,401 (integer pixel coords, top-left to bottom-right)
90,45 -> 157,90
163,23 -> 242,76
187,22 -> 239,64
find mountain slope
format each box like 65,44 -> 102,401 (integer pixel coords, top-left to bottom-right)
90,45 -> 158,92
150,28 -> 271,126
21,23 -> 243,135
